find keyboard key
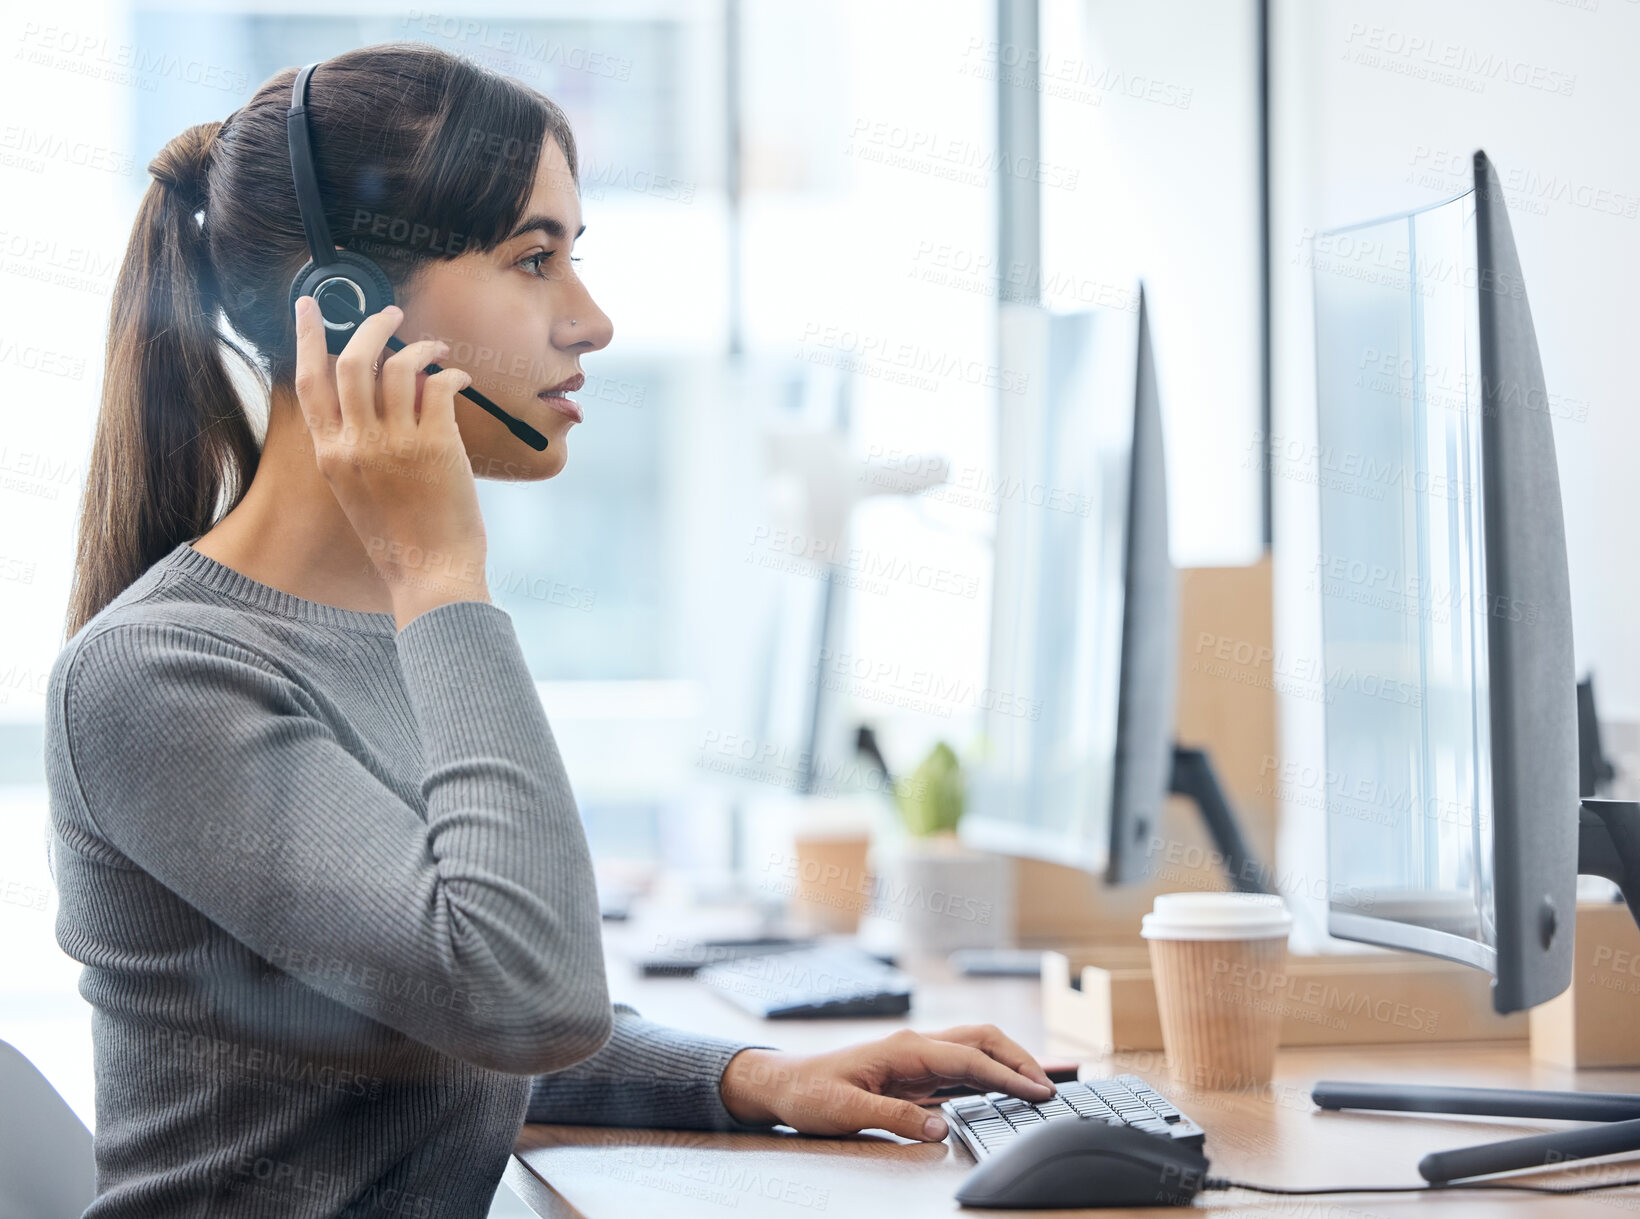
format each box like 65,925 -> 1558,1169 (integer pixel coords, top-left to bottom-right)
948,1077 -> 1205,1161
1126,1083 -> 1184,1121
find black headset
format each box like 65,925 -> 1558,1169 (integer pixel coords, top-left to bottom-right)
284,61 -> 549,451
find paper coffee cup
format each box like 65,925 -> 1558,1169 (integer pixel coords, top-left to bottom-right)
1141,892 -> 1293,1090
790,831 -> 873,934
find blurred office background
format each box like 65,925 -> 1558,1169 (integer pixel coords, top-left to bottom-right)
2,0 -> 1637,1179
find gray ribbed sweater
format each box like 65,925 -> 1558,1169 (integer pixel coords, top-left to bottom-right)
44,539 -> 777,1218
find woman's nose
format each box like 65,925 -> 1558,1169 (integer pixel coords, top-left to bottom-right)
556,284 -> 613,353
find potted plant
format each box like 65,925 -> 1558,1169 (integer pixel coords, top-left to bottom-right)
894,741 -> 966,836
871,740 -> 1015,953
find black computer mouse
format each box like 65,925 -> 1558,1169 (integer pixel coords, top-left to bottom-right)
955,1121 -> 1210,1210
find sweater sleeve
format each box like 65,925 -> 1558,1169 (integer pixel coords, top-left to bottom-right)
55,602 -> 613,1076
526,1003 -> 782,1131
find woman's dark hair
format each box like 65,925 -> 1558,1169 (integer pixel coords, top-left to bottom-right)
66,41 -> 578,637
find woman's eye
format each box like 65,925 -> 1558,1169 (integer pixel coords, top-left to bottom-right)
519,252 -> 583,277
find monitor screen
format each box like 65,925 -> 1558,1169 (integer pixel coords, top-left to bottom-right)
1312,189 -> 1499,970
961,303 -> 1140,874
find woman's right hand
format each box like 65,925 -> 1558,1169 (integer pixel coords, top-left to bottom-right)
292,295 -> 489,628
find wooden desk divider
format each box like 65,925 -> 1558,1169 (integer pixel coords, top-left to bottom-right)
1042,944 -> 1527,1054
1529,900 -> 1640,1068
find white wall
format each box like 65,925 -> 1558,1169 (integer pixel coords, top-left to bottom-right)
1047,0 -> 1265,567
1270,0 -> 1640,942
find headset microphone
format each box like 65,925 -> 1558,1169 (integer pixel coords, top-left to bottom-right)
283,61 -> 549,452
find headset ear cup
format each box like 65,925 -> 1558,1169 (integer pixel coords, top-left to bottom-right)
287,249 -> 396,355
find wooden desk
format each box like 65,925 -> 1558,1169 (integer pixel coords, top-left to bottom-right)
508,916 -> 1640,1217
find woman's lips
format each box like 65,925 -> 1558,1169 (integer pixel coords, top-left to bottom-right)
537,391 -> 583,423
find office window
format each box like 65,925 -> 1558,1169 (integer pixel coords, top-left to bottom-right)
1039,0 -> 1264,567
735,0 -> 999,783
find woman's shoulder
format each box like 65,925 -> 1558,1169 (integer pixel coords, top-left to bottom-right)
42,559 -> 300,856
50,559 -> 287,720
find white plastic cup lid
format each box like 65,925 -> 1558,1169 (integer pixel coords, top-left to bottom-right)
1140,892 -> 1293,941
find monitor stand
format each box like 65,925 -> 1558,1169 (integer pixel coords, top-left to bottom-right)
1580,798 -> 1640,927
1169,745 -> 1271,895
1311,798 -> 1640,1184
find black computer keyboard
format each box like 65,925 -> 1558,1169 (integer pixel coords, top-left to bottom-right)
941,1075 -> 1205,1160
695,944 -> 913,1018
637,936 -> 817,977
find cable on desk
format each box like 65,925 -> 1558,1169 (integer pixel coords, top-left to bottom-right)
1207,1174 -> 1640,1197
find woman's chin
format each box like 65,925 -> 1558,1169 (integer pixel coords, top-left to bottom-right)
471,441 -> 567,482
507,398 -> 577,478
458,404 -> 572,481
527,442 -> 569,481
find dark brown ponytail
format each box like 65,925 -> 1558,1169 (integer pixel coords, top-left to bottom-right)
65,43 -> 580,638
66,121 -> 262,637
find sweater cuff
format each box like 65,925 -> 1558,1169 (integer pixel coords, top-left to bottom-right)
526,1004 -> 782,1132
691,1040 -> 789,1134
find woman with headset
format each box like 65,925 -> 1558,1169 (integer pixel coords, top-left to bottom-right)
45,42 -> 1054,1216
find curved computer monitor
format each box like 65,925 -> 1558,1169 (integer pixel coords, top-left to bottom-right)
1311,151 -> 1577,1014
961,287 -> 1177,884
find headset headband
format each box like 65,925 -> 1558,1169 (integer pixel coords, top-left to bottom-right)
288,63 -> 336,267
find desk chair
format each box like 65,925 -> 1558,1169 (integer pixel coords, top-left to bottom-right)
0,1039 -> 96,1218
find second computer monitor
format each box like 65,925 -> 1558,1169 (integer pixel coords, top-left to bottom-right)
962,288 -> 1176,884
1312,151 -> 1578,1014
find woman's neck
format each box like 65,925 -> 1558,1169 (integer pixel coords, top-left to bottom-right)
190,394 -> 399,615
